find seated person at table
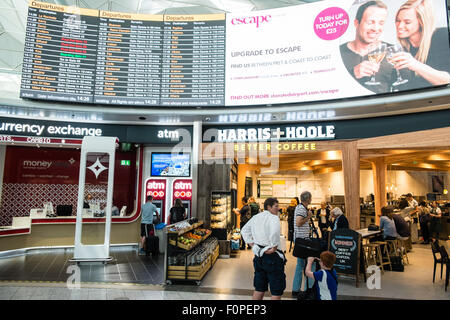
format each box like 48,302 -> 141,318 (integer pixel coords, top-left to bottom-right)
371,206 -> 399,242
329,207 -> 349,231
83,194 -> 92,209
392,210 -> 410,238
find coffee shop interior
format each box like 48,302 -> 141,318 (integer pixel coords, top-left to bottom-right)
237,146 -> 450,228
198,128 -> 450,299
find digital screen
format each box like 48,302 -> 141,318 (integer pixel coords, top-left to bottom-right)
151,153 -> 190,177
20,0 -> 450,107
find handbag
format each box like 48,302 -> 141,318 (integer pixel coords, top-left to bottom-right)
293,218 -> 321,259
368,224 -> 380,231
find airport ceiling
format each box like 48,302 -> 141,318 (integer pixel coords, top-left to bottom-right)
0,0 -> 319,74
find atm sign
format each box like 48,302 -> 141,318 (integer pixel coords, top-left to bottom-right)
145,179 -> 166,200
173,179 -> 192,200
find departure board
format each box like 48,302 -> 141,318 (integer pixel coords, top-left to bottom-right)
20,1 -> 226,107
161,15 -> 226,106
94,11 -> 163,105
21,3 -> 98,103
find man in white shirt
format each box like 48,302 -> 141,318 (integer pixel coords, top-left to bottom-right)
241,198 -> 286,300
406,193 -> 418,209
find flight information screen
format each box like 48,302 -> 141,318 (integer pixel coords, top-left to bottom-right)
20,1 -> 226,107
20,0 -> 450,108
21,3 -> 99,103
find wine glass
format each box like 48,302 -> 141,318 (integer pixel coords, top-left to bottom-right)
365,42 -> 387,86
386,44 -> 409,87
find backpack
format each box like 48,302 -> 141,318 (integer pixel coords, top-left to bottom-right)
171,207 -> 185,223
297,266 -> 338,300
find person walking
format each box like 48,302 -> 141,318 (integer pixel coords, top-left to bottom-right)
292,191 -> 316,297
241,198 -> 287,300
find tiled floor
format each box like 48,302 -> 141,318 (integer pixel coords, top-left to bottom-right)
0,246 -> 164,284
200,241 -> 450,300
0,241 -> 448,300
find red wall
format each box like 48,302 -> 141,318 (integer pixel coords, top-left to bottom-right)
0,146 -> 137,226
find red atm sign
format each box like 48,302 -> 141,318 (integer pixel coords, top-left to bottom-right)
145,179 -> 166,199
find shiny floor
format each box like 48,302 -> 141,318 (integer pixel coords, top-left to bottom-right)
0,246 -> 164,284
0,241 -> 448,300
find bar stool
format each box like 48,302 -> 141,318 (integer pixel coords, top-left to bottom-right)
363,243 -> 383,274
373,241 -> 392,272
386,240 -> 399,256
397,237 -> 410,265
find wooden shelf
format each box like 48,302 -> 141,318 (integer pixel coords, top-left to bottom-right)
167,221 -> 203,236
168,229 -> 211,251
167,244 -> 219,281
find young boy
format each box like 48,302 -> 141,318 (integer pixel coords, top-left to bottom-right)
305,251 -> 338,300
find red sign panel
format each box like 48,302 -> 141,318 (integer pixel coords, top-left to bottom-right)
172,179 -> 192,200
145,179 -> 167,200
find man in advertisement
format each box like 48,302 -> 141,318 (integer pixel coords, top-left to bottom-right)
340,0 -> 394,93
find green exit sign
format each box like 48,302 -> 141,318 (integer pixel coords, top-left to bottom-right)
121,160 -> 130,166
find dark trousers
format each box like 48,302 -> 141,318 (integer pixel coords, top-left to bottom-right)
240,237 -> 247,249
420,222 -> 430,242
240,223 -> 248,249
320,228 -> 329,241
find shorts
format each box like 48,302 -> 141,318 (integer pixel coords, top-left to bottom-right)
253,253 -> 286,296
141,224 -> 153,237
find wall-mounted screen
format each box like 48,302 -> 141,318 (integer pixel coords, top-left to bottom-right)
151,153 -> 190,177
432,175 -> 444,194
20,0 -> 450,107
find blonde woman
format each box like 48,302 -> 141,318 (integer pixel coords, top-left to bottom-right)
390,0 -> 450,88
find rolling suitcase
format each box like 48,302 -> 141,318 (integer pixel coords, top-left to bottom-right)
145,225 -> 159,257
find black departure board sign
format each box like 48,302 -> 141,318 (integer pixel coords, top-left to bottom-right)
161,15 -> 226,106
94,11 -> 163,105
21,2 -> 98,103
20,1 -> 225,107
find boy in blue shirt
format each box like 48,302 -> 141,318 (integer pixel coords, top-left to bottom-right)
305,251 -> 338,300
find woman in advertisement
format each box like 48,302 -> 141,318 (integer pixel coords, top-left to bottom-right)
390,0 -> 450,88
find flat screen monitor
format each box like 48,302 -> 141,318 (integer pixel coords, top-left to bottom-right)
151,153 -> 190,177
432,176 -> 444,194
56,205 -> 73,216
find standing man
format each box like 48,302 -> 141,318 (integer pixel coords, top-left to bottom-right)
241,198 -> 286,300
340,0 -> 393,93
292,191 -> 316,297
139,195 -> 160,255
248,197 -> 261,218
233,197 -> 252,250
405,193 -> 419,243
406,193 -> 418,209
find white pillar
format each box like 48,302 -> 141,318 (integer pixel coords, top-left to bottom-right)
191,121 -> 202,218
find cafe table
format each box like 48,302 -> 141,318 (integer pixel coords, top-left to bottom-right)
356,228 -> 382,244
